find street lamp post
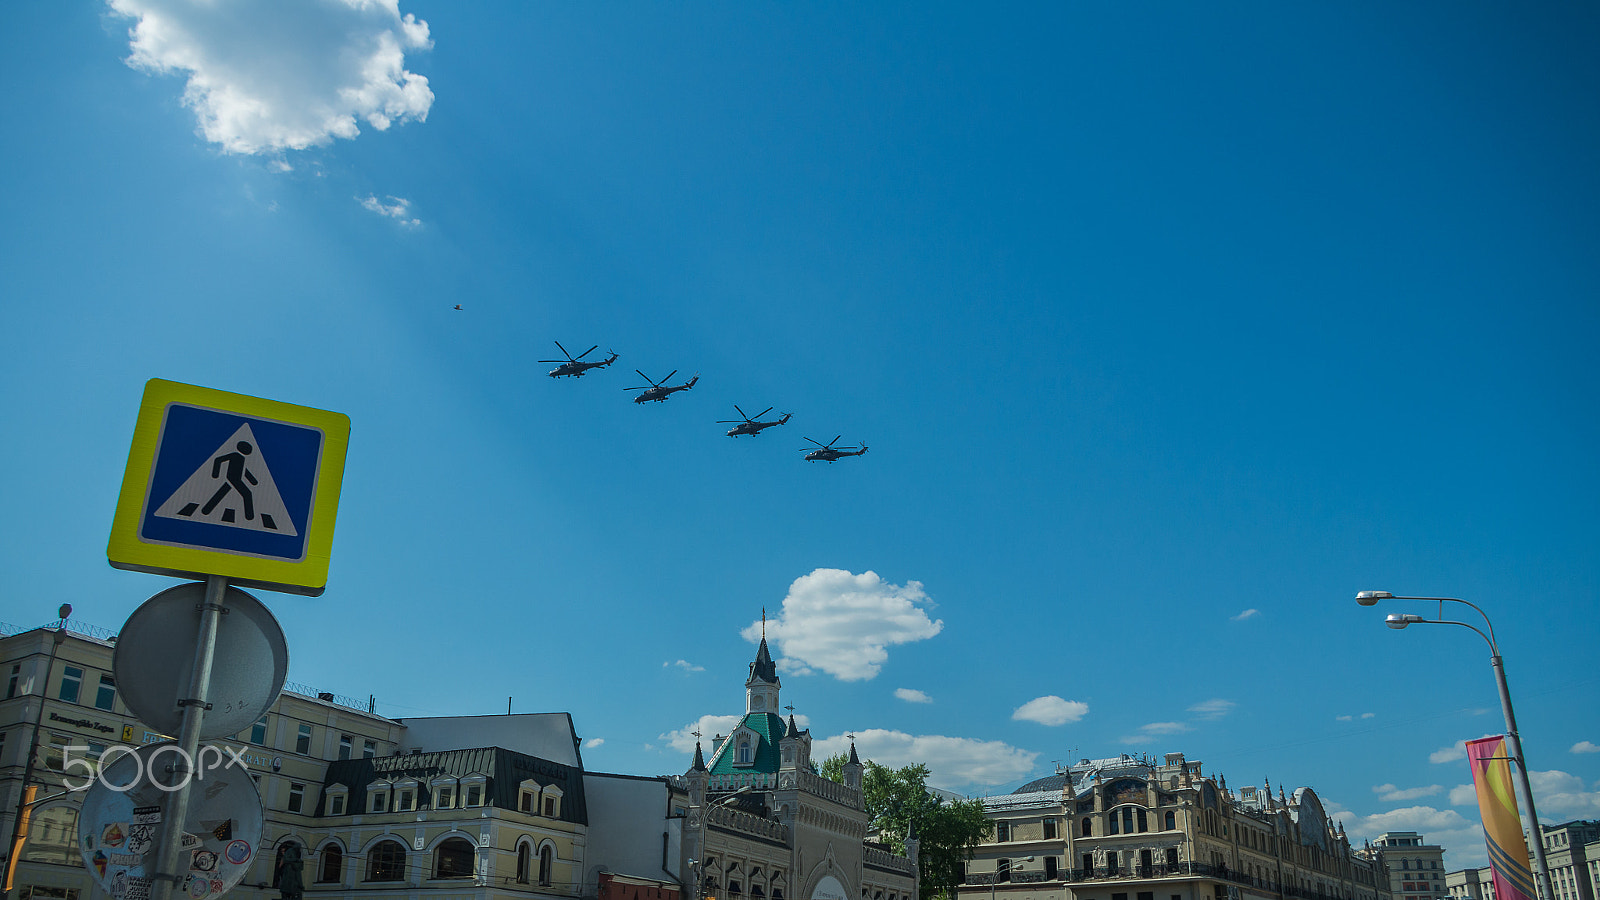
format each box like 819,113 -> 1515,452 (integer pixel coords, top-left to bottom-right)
989,856 -> 1034,900
1355,591 -> 1555,900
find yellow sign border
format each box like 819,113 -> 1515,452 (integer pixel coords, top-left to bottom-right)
108,379 -> 350,597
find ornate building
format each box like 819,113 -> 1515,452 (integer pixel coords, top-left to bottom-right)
956,753 -> 1390,900
679,637 -> 919,900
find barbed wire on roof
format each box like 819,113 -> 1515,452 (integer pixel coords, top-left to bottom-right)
282,681 -> 373,713
0,620 -> 119,641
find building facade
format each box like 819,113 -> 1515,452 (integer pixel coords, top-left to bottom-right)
1362,833 -> 1446,900
956,753 -> 1390,900
678,638 -> 918,900
0,620 -> 658,900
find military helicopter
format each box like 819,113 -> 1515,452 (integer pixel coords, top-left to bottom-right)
718,405 -> 792,437
802,436 -> 868,462
626,370 -> 700,403
540,341 -> 619,378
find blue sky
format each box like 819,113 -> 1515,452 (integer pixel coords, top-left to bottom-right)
3,0 -> 1598,869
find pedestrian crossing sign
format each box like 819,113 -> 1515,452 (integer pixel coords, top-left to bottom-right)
108,379 -> 350,596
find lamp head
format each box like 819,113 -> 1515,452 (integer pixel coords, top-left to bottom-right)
1385,613 -> 1423,629
58,603 -> 73,620
1356,591 -> 1393,606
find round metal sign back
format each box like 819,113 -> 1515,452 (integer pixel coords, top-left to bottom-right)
77,741 -> 264,900
114,582 -> 289,740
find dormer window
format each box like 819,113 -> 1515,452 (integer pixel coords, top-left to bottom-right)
738,740 -> 752,763
368,782 -> 393,814
519,779 -> 541,813
541,784 -> 564,818
461,773 -> 488,807
325,785 -> 349,817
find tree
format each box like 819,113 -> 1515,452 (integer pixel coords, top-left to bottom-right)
817,754 -> 989,900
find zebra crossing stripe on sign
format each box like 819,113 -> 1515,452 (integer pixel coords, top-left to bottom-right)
152,423 -> 300,536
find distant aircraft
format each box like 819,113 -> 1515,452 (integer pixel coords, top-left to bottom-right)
540,341 -> 619,378
718,406 -> 792,437
453,304 -> 463,310
802,436 -> 868,462
626,370 -> 699,403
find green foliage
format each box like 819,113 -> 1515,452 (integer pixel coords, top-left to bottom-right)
856,760 -> 990,900
818,752 -> 848,783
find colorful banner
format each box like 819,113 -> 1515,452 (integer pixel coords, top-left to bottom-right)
1466,736 -> 1536,900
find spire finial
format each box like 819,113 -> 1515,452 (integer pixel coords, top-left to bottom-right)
762,607 -> 767,640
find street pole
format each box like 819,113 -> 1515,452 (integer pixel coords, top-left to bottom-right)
1357,592 -> 1555,900
1490,653 -> 1554,900
148,576 -> 229,900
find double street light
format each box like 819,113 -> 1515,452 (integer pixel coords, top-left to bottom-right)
989,856 -> 1034,900
1354,591 -> 1554,900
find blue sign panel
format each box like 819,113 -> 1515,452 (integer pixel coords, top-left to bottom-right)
139,404 -> 325,561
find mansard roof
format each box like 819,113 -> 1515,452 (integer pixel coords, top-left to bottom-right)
317,746 -> 587,824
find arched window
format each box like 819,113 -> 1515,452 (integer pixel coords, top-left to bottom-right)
1080,817 -> 1092,837
365,840 -> 407,882
317,843 -> 343,883
434,837 -> 475,879
738,740 -> 752,763
273,842 -> 302,888
517,844 -> 531,883
539,845 -> 554,886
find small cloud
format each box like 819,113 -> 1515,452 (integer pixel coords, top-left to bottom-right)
1449,784 -> 1477,806
1363,712 -> 1376,719
748,569 -> 943,682
664,659 -> 705,672
811,729 -> 1036,792
1012,696 -> 1089,726
1336,712 -> 1377,722
1122,721 -> 1191,745
584,738 -> 604,749
109,0 -> 434,154
1430,734 -> 1499,764
358,194 -> 421,226
1572,741 -> 1600,755
895,688 -> 933,704
1188,699 -> 1236,720
1373,784 -> 1442,802
1231,609 -> 1260,621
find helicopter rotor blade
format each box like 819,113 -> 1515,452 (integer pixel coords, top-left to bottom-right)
754,407 -> 773,420
662,370 -> 678,384
733,405 -> 748,420
576,345 -> 598,360
553,340 -> 572,360
635,369 -> 655,384
831,435 -> 842,447
803,437 -> 826,447
536,360 -> 566,364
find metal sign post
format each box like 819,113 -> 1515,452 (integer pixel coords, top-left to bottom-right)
147,575 -> 226,900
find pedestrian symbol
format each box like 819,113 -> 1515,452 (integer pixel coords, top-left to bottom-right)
151,424 -> 300,536
109,380 -> 349,596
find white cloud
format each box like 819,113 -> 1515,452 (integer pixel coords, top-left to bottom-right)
584,738 -> 604,749
895,688 -> 933,704
811,729 -> 1036,792
108,0 -> 434,155
1122,721 -> 1191,745
1012,696 -> 1088,726
1231,609 -> 1260,621
1188,699 -> 1236,720
665,659 -> 705,673
1341,806 -> 1485,866
1449,784 -> 1477,806
1373,784 -> 1442,802
1527,769 -> 1600,820
747,569 -> 943,681
358,194 -> 421,226
1572,741 -> 1600,755
1337,712 -> 1378,721
1430,734 -> 1500,764
660,713 -> 812,754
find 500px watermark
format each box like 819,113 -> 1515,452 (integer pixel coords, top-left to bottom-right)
62,744 -> 251,793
